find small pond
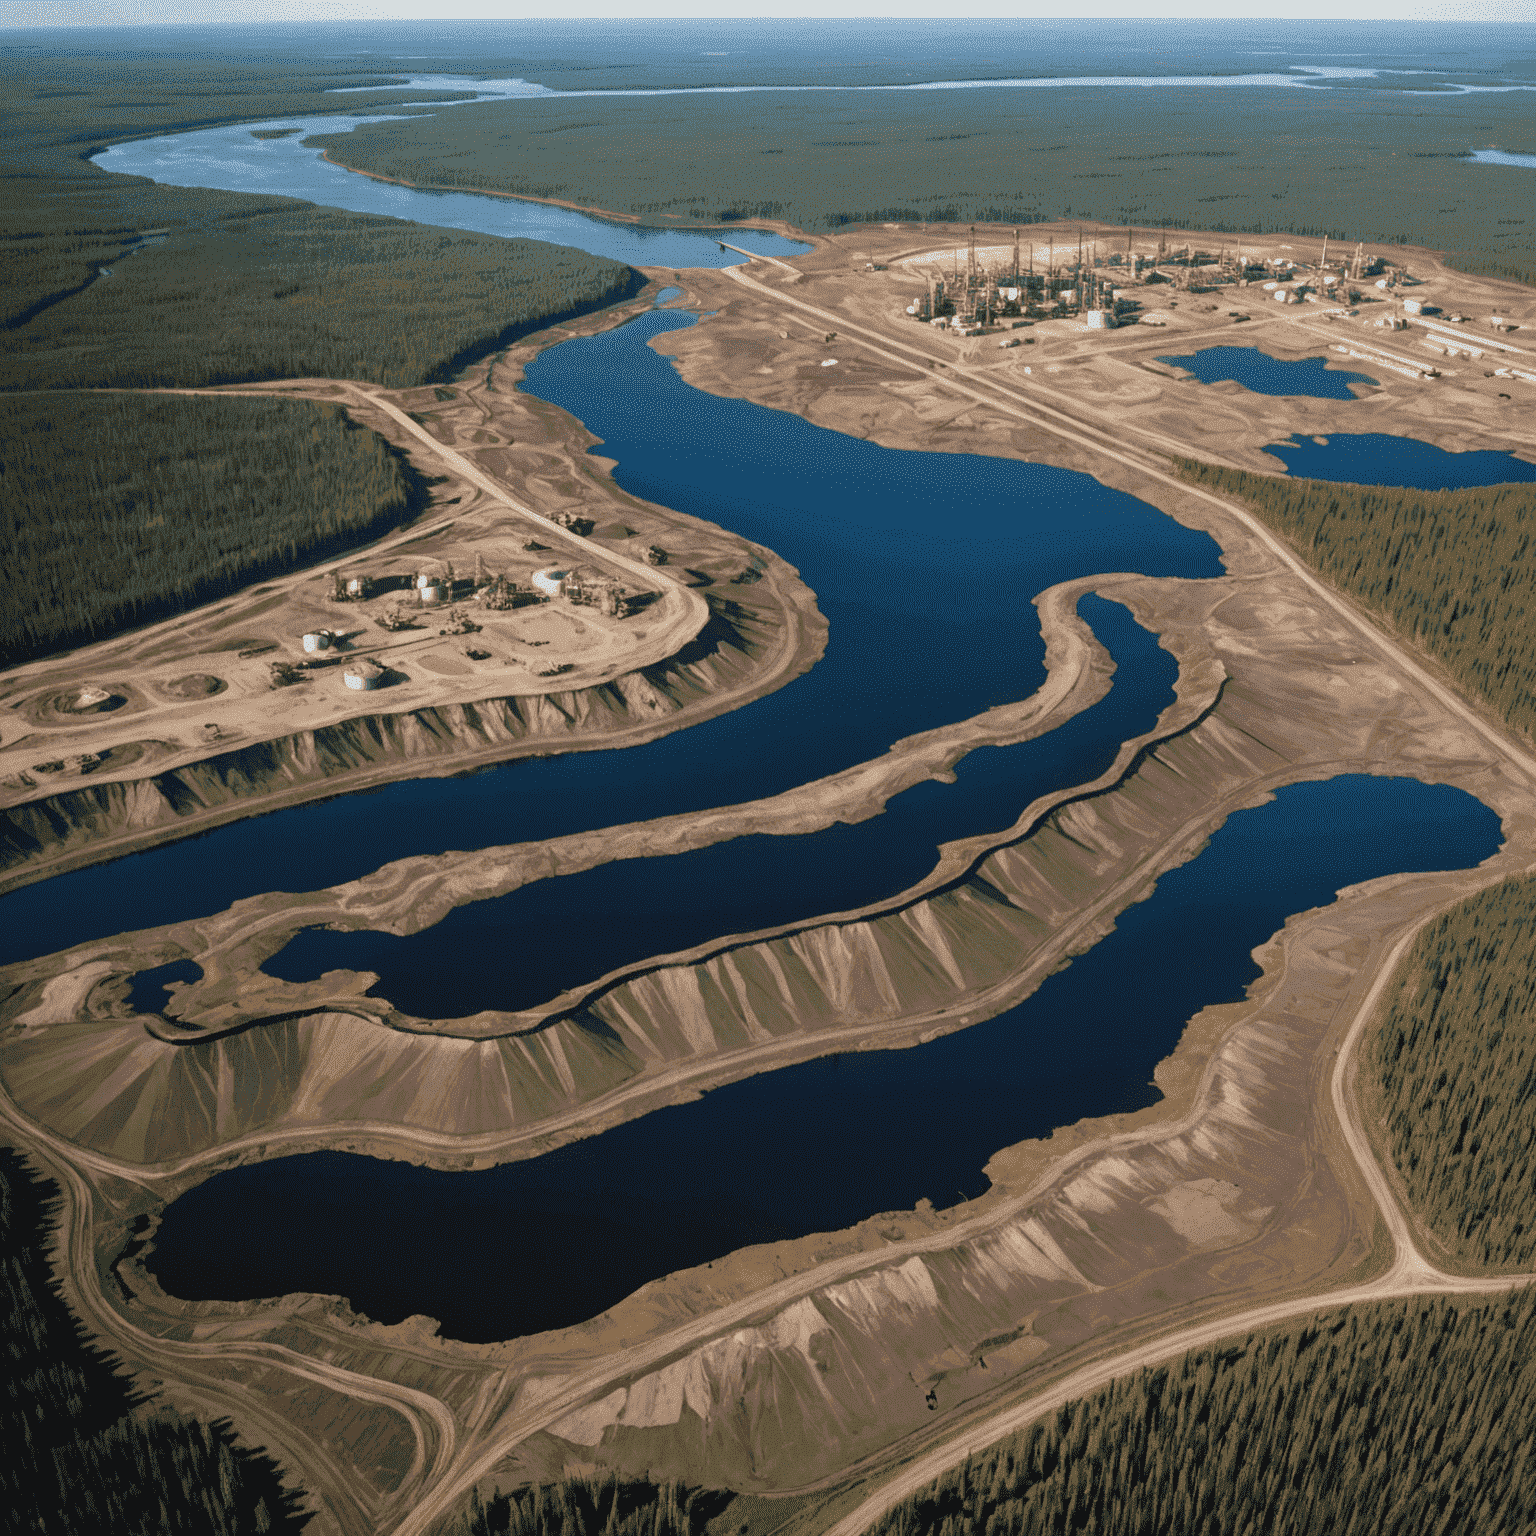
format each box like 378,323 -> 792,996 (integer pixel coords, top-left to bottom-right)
1266,433 -> 1536,489
1157,346 -> 1377,399
123,959 -> 203,1016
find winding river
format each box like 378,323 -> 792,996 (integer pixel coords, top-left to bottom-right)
0,307 -> 1223,966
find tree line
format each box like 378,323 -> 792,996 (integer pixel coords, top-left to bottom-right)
460,1475 -> 731,1536
2,392 -> 426,664
1173,461 -> 1536,743
0,1144 -> 308,1534
865,1288 -> 1536,1536
1369,874 -> 1536,1270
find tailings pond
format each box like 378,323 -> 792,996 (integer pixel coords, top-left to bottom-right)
146,773 -> 1503,1342
1157,346 -> 1377,398
1,307 -> 1223,964
262,595 -> 1174,1015
1265,432 -> 1536,488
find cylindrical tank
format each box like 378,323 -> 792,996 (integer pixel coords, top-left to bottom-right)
418,585 -> 443,606
343,660 -> 385,691
302,631 -> 330,653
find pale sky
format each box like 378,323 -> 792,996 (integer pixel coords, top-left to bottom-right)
7,1 -> 1534,25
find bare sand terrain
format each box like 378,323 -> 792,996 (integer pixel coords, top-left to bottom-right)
5,221 -> 1536,1535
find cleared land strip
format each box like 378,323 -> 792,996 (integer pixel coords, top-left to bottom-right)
721,262 -> 1536,790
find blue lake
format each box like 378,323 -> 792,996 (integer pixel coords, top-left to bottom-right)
94,118 -> 808,270
1158,346 -> 1377,399
146,773 -> 1503,1343
262,595 -> 1174,1015
0,309 -> 1223,966
1266,432 -> 1536,489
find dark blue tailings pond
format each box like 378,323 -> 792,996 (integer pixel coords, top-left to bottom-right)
263,596 -> 1174,1014
0,309 -> 1223,965
1157,346 -> 1377,399
147,775 -> 1502,1343
1265,432 -> 1536,489
123,959 -> 203,1016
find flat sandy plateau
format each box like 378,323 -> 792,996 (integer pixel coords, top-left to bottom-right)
5,221 -> 1536,1536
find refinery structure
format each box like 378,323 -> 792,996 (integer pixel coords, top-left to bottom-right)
900,226 -> 1398,335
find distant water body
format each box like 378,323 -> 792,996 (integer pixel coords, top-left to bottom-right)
1468,149 -> 1536,168
94,121 -> 807,270
332,66 -> 1536,100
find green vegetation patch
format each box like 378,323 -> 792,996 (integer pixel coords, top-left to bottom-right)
1370,876 -> 1536,1270
1,206 -> 639,393
867,1289 -> 1536,1536
1174,461 -> 1536,742
0,1145 -> 306,1533
314,86 -> 1536,285
2,392 -> 425,663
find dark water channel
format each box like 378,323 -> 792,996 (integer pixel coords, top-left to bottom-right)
263,595 -> 1174,1015
1157,345 -> 1377,398
146,774 -> 1502,1343
1,310 -> 1223,965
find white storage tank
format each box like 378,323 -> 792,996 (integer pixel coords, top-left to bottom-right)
343,659 -> 386,691
301,631 -> 331,654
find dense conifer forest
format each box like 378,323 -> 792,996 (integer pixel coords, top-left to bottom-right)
1369,876 -> 1536,1270
0,53 -> 639,654
1,57 -> 638,391
0,1145 -> 307,1534
315,85 -> 1536,287
1173,463 -> 1536,741
2,393 -> 425,663
864,1289 -> 1536,1536
460,1476 -> 728,1536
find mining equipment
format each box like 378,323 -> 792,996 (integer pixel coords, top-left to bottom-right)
645,545 -> 669,566
301,629 -> 337,654
374,607 -> 420,632
269,660 -> 307,689
331,572 -> 374,602
441,608 -> 481,635
562,569 -> 629,618
481,573 -> 534,611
